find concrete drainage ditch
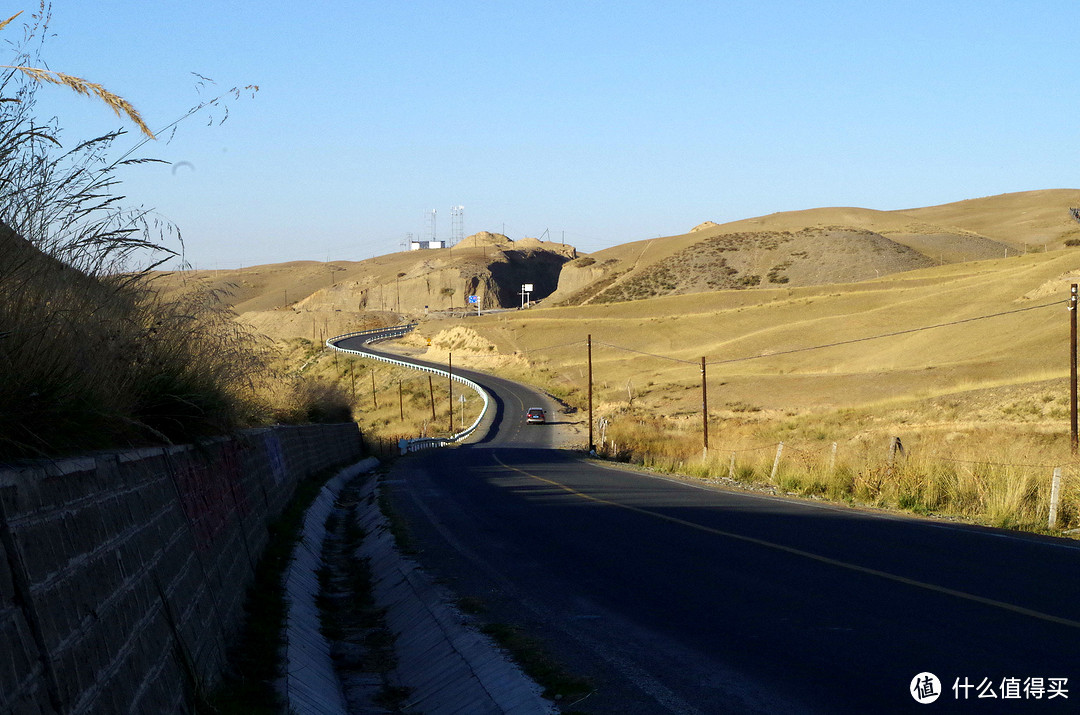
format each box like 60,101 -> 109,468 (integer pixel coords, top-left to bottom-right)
284,458 -> 555,714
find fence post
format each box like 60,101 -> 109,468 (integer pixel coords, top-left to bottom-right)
1072,284 -> 1077,454
828,442 -> 838,475
1049,467 -> 1062,529
886,436 -> 904,479
729,452 -> 736,480
701,356 -> 708,456
588,335 -> 594,453
770,442 -> 784,482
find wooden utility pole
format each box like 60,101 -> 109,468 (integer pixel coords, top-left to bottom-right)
1071,284 -> 1077,454
701,356 -> 709,454
398,380 -> 404,421
588,335 -> 594,453
371,371 -> 378,409
428,375 -> 437,421
448,352 -> 454,434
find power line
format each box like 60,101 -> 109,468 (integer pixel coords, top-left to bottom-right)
707,299 -> 1064,366
592,300 -> 1061,366
523,300 -> 1064,369
923,454 -> 1073,470
593,341 -> 697,365
524,339 -> 587,355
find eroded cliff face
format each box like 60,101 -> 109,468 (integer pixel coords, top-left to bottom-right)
545,256 -> 614,306
296,235 -> 576,313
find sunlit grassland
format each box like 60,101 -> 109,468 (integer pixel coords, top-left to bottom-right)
400,250 -> 1080,532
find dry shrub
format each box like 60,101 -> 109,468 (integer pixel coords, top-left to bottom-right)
0,265 -> 274,456
268,377 -> 353,425
125,280 -> 271,439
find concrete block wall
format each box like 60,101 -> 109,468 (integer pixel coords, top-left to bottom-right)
0,422 -> 363,715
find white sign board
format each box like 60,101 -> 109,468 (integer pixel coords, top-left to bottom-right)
522,284 -> 534,292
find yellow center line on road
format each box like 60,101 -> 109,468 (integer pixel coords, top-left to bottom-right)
493,454 -> 1080,630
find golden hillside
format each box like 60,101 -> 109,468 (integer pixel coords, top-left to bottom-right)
548,190 -> 1080,306
197,188 -> 1080,530
413,251 -> 1075,409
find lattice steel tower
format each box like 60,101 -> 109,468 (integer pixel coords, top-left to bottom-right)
425,209 -> 437,242
450,205 -> 464,246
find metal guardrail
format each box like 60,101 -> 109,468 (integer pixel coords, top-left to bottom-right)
326,325 -> 491,454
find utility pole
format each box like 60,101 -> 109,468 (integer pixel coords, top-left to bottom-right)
701,356 -> 709,455
588,335 -> 594,453
428,375 -> 436,421
448,352 -> 454,435
1072,284 -> 1077,454
371,371 -> 378,409
399,381 -> 404,421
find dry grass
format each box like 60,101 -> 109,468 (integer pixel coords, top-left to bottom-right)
399,248 -> 1080,533
589,410 -> 1077,531
4,64 -> 154,137
272,338 -> 483,446
0,18 -> 307,459
0,10 -> 153,137
0,260 -> 279,457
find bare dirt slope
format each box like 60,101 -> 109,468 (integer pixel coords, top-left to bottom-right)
152,233 -> 576,341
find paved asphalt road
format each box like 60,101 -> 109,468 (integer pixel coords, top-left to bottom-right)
343,338 -> 1080,713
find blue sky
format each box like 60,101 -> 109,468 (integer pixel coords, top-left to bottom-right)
17,1 -> 1080,268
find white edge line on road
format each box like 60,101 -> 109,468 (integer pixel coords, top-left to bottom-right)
584,456 -> 1080,554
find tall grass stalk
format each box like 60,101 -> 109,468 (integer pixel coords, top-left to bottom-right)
0,11 -> 289,459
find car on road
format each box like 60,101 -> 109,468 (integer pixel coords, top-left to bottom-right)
525,407 -> 546,424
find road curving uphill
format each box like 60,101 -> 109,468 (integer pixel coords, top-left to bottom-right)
332,328 -> 1080,713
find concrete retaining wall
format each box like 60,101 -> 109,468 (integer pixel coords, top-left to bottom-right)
0,422 -> 363,715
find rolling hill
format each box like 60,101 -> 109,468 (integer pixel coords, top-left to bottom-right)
547,189 -> 1080,306
143,188 -> 1080,529
159,188 -> 1080,429
153,232 -> 576,340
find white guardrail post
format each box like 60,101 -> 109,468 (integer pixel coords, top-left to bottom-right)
326,325 -> 491,454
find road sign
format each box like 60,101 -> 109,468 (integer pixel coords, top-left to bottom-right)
467,295 -> 478,304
